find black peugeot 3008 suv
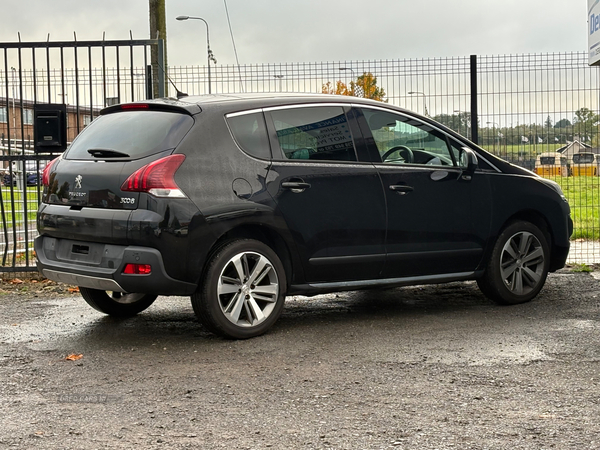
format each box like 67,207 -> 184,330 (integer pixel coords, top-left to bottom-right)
35,93 -> 572,338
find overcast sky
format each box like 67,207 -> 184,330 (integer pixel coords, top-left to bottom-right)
0,0 -> 589,67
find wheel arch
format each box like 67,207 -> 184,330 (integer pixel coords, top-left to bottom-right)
492,209 -> 562,270
503,210 -> 552,241
202,224 -> 298,293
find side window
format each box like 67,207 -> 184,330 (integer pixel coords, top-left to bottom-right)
362,108 -> 456,167
226,112 -> 271,160
269,106 -> 357,162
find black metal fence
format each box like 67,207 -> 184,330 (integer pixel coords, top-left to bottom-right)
0,37 -> 163,273
0,42 -> 598,272
169,52 -> 600,264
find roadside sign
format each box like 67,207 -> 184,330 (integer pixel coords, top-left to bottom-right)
589,0 -> 600,65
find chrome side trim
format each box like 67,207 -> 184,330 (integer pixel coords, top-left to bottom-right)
42,270 -> 126,292
226,102 -> 350,118
226,108 -> 264,118
307,271 -> 476,290
262,102 -> 349,113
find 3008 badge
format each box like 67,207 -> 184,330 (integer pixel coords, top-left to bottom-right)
120,197 -> 135,204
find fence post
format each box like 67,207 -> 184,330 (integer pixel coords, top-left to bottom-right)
146,65 -> 153,100
470,55 -> 479,144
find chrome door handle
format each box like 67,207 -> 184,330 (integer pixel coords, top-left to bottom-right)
389,184 -> 414,195
282,182 -> 311,190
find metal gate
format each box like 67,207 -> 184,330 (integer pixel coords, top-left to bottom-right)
0,36 -> 164,273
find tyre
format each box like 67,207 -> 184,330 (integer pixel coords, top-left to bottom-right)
477,220 -> 550,305
79,287 -> 157,317
192,239 -> 287,339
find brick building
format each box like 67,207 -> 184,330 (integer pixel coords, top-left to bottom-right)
0,97 -> 100,146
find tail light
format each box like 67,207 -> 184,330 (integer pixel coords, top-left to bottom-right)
123,264 -> 152,275
121,154 -> 186,198
42,157 -> 60,187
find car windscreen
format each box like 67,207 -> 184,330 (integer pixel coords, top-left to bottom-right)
65,110 -> 194,160
573,153 -> 595,164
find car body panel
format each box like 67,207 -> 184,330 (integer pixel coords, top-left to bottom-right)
375,164 -> 488,276
35,93 -> 571,300
267,161 -> 387,282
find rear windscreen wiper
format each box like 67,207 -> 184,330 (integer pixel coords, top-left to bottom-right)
87,148 -> 130,158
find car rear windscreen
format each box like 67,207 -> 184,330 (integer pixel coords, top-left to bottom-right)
540,157 -> 556,165
65,111 -> 194,160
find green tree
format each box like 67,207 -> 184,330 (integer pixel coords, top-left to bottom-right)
554,118 -> 572,128
432,111 -> 476,138
432,113 -> 461,132
573,107 -> 600,145
574,107 -> 598,125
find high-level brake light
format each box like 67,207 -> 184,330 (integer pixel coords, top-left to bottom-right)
120,103 -> 150,111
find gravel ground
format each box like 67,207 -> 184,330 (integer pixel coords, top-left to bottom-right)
0,268 -> 599,449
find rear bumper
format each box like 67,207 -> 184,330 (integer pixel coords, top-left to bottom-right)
35,236 -> 197,296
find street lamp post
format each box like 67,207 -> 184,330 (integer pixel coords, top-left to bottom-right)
273,75 -> 284,92
339,67 -> 363,97
176,15 -> 217,94
408,91 -> 429,117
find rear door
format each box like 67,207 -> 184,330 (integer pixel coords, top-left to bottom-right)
265,104 -> 387,283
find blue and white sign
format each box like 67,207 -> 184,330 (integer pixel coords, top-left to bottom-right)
589,0 -> 600,65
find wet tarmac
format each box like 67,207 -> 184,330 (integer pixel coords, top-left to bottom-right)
1,271 -> 600,449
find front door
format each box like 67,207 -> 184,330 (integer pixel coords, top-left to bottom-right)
357,106 -> 489,278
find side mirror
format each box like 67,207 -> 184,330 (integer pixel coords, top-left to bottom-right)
460,148 -> 478,181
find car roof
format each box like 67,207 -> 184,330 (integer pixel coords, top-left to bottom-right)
181,92 -> 358,106
134,92 -> 407,115
102,92 -> 421,121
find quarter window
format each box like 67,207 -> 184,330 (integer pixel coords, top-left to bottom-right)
269,106 -> 357,162
226,112 -> 271,159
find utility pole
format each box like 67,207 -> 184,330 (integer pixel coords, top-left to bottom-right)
149,0 -> 168,98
